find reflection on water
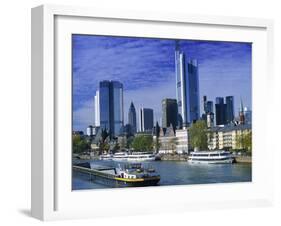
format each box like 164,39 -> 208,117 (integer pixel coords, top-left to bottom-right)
72,160 -> 252,190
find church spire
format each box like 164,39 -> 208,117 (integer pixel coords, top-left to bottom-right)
239,98 -> 244,113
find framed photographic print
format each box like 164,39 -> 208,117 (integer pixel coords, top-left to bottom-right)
31,4 -> 274,221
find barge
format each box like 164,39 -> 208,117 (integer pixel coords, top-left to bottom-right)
73,162 -> 160,187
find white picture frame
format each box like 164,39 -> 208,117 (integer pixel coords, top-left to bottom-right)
31,4 -> 274,221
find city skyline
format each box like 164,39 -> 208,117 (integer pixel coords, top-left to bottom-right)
72,35 -> 252,132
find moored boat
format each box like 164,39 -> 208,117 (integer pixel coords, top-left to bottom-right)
108,151 -> 156,162
111,152 -> 128,161
188,150 -> 233,164
115,163 -> 160,186
126,152 -> 156,162
99,153 -> 113,160
73,162 -> 160,187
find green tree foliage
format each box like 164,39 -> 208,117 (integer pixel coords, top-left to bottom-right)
99,128 -> 110,153
72,135 -> 90,153
126,136 -> 134,149
99,142 -> 110,153
100,129 -> 109,143
236,131 -> 252,153
189,120 -> 208,150
153,138 -> 161,153
131,134 -> 153,152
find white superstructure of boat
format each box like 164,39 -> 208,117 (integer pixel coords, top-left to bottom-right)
126,152 -> 156,161
111,152 -> 129,161
99,154 -> 113,160
188,150 -> 233,164
108,152 -> 156,162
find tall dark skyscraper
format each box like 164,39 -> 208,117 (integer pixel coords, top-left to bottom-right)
225,96 -> 234,124
201,96 -> 213,121
215,97 -> 227,126
139,108 -> 154,133
162,98 -> 178,130
128,102 -> 137,134
175,41 -> 200,127
98,80 -> 124,138
203,95 -> 207,113
206,101 -> 214,114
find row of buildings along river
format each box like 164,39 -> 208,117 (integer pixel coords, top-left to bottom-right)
74,41 -> 252,155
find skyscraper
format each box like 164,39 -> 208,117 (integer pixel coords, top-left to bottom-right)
206,101 -> 213,114
203,95 -> 207,113
244,107 -> 252,124
202,96 -> 213,120
225,96 -> 234,124
215,97 -> 227,126
128,101 -> 137,134
98,80 -> 124,138
139,108 -> 154,133
162,98 -> 178,130
175,41 -> 200,127
94,90 -> 100,127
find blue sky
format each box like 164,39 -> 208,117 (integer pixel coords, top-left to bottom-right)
72,35 -> 252,132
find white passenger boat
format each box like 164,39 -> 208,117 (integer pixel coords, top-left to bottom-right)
111,152 -> 129,161
126,152 -> 156,162
188,150 -> 233,164
99,154 -> 113,160
108,152 -> 156,162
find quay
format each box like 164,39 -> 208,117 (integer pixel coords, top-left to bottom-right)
233,156 -> 252,163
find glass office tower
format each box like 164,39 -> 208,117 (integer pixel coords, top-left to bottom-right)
215,97 -> 227,126
162,98 -> 178,130
98,80 -> 124,138
206,101 -> 214,114
94,90 -> 100,127
225,96 -> 234,124
139,108 -> 154,133
175,41 -> 200,128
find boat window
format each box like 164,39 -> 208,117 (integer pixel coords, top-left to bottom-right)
209,154 -> 219,157
193,153 -> 209,157
220,152 -> 230,156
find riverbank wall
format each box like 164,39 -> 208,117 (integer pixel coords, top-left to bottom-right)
159,154 -> 188,161
234,156 -> 252,163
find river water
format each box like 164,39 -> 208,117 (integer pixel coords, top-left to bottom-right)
72,160 -> 252,190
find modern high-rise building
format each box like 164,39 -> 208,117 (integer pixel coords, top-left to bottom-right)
225,96 -> 234,124
98,80 -> 124,138
244,107 -> 252,124
203,95 -> 207,113
175,41 -> 200,128
206,101 -> 213,114
94,90 -> 100,126
128,101 -> 137,134
162,98 -> 178,130
215,97 -> 227,126
202,96 -> 213,121
139,108 -> 154,133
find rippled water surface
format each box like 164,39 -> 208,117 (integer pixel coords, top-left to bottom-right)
72,160 -> 252,190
